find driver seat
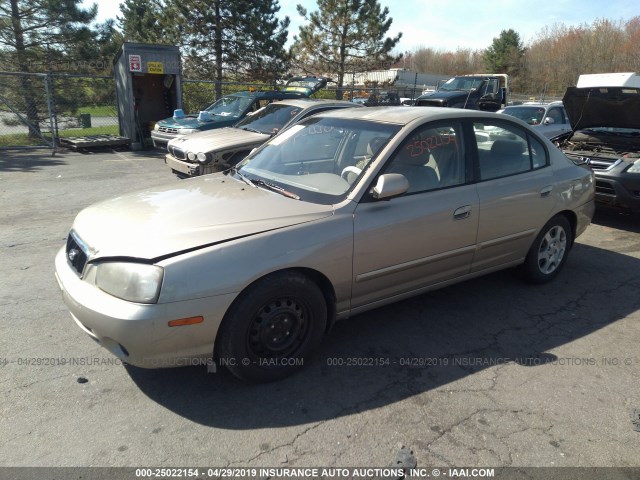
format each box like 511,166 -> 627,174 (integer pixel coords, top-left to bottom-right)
345,136 -> 387,184
389,149 -> 439,193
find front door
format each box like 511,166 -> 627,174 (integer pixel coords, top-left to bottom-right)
352,121 -> 479,309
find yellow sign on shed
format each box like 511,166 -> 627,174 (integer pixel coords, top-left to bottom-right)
147,62 -> 164,74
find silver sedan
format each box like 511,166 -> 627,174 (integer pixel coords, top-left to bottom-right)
55,107 -> 595,382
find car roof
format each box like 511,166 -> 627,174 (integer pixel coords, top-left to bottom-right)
509,102 -> 563,108
271,98 -> 357,109
228,90 -> 304,99
311,106 -> 511,126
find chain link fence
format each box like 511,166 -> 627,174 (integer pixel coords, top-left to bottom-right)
0,72 -> 54,149
0,71 -> 564,151
181,79 -> 280,114
51,74 -> 119,141
0,72 -> 119,151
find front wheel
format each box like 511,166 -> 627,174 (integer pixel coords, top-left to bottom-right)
216,272 -> 327,382
522,215 -> 572,284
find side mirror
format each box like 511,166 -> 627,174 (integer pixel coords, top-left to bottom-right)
371,173 -> 409,200
543,117 -> 555,125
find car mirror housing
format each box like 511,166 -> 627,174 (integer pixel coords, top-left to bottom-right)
544,117 -> 555,125
371,173 -> 409,200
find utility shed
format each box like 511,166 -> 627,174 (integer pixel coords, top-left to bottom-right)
113,43 -> 182,149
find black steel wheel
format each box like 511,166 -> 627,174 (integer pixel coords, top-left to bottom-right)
216,271 -> 327,382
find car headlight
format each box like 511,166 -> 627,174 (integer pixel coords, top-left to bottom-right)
187,152 -> 196,161
95,262 -> 163,304
197,152 -> 207,163
627,159 -> 640,173
179,129 -> 197,135
153,123 -> 159,131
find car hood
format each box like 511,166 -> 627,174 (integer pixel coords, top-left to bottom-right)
418,90 -> 466,101
72,175 -> 333,261
283,76 -> 328,96
563,86 -> 640,130
168,127 -> 269,153
157,115 -> 234,130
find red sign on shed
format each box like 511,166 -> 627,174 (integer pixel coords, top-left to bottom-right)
129,54 -> 142,72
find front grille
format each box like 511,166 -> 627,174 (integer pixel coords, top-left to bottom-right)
589,159 -> 616,170
158,126 -> 178,134
66,232 -> 89,276
595,180 -> 616,196
169,146 -> 186,160
416,100 -> 444,107
564,154 -> 618,171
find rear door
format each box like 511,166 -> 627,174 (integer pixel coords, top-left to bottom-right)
471,120 -> 556,272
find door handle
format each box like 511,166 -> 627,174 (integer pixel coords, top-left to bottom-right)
540,185 -> 553,197
453,205 -> 471,220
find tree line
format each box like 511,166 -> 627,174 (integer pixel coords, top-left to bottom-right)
1,0 -> 402,101
1,0 -> 639,101
403,17 -> 640,96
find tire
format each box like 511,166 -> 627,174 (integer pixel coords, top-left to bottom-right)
216,272 -> 327,383
522,215 -> 572,284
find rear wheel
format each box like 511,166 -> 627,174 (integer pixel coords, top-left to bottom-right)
216,272 -> 327,382
522,215 -> 572,284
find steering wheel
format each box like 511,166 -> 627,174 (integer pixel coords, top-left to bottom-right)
341,166 -> 362,182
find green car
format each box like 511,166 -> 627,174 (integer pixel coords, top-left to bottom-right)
151,76 -> 328,149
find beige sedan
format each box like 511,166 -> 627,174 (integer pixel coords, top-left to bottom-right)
55,107 -> 595,382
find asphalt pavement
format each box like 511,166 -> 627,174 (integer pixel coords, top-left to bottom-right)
1,148 -> 639,470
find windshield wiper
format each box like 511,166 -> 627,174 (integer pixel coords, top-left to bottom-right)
229,168 -> 299,199
251,179 -> 300,200
241,127 -> 264,134
229,166 -> 255,187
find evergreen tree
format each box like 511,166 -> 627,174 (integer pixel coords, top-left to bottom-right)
117,0 -> 173,45
483,29 -> 526,74
0,0 -> 96,136
172,0 -> 290,95
292,0 -> 402,99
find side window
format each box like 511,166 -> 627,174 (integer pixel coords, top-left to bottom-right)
385,123 -> 465,193
474,122 -> 548,180
546,107 -> 564,124
299,106 -> 344,121
529,135 -> 548,169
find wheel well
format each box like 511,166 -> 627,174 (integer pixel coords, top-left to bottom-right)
557,210 -> 577,246
230,268 -> 337,331
213,267 -> 337,360
287,267 -> 337,333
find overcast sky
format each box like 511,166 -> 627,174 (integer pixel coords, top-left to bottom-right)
85,0 -> 639,52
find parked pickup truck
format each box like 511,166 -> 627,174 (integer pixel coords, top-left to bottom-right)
414,74 -> 508,111
151,76 -> 327,149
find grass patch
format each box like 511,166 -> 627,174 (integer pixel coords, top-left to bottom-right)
75,105 -> 117,117
0,125 -> 119,147
58,125 -> 119,137
0,133 -> 51,147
